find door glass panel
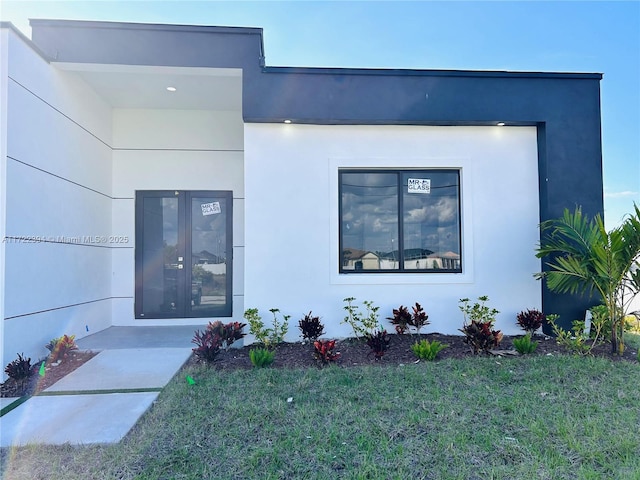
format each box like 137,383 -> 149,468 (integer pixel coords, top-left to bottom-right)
141,196 -> 179,315
190,197 -> 228,314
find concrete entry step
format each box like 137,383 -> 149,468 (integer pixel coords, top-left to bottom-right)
77,325 -> 199,350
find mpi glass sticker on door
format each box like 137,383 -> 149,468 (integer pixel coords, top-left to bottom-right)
201,202 -> 221,216
407,178 -> 431,194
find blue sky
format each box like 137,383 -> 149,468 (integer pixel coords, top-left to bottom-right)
2,0 -> 638,229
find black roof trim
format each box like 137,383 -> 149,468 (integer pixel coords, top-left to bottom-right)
264,65 -> 603,80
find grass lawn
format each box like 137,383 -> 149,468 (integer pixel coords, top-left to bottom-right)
2,354 -> 640,479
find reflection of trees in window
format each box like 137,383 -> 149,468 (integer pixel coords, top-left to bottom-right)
340,169 -> 461,273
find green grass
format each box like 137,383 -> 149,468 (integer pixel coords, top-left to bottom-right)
2,356 -> 640,479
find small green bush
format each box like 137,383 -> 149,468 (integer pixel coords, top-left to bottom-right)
249,348 -> 275,368
512,333 -> 538,354
411,339 -> 447,361
547,313 -> 605,356
342,297 -> 379,340
244,308 -> 289,349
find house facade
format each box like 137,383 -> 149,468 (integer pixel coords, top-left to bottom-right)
0,19 -> 603,373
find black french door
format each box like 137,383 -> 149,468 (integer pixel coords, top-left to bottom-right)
135,191 -> 232,318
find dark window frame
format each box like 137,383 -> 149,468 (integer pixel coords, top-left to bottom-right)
339,169 -> 462,274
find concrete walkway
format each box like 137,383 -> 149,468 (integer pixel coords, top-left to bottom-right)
1,326 -> 197,447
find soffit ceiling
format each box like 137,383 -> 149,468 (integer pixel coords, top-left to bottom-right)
55,63 -> 243,111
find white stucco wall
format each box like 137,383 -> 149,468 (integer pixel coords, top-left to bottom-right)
2,28 -> 113,372
0,28 -> 9,376
244,124 -> 541,338
111,107 -> 245,326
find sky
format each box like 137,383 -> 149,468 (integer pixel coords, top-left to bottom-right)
1,0 -> 638,230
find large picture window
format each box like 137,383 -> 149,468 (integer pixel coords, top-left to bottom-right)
339,169 -> 461,273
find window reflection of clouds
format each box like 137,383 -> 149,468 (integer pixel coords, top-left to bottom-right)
340,169 -> 461,272
191,199 -> 227,259
342,173 -> 398,253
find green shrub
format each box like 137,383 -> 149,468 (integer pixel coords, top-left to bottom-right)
411,339 -> 447,361
547,314 -> 605,356
342,297 -> 379,339
244,308 -> 289,349
512,333 -> 539,354
249,348 -> 275,368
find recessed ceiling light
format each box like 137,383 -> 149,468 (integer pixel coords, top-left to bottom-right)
284,119 -> 292,124
497,122 -> 506,126
166,86 -> 177,92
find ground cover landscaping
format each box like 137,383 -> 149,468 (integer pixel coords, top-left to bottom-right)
1,333 -> 639,480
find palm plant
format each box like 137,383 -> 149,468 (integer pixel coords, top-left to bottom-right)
535,205 -> 640,354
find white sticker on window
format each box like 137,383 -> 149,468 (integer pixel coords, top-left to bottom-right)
408,178 -> 431,194
201,202 -> 221,216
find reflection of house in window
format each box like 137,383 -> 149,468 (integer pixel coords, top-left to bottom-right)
424,251 -> 461,270
342,248 -> 381,270
402,248 -> 435,270
193,250 -> 226,274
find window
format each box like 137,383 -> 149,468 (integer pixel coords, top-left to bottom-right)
339,169 -> 461,273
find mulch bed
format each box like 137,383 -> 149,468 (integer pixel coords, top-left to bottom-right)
188,332 -> 639,370
0,350 -> 98,399
2,333 -> 637,399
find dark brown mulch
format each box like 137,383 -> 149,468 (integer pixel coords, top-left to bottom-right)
2,334 -> 636,399
189,333 -> 640,371
0,350 -> 99,399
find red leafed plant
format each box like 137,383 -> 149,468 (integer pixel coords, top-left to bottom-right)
46,334 -> 78,363
365,329 -> 391,360
208,321 -> 247,350
313,339 -> 340,365
516,309 -> 545,335
388,302 -> 430,336
192,321 -> 246,363
410,303 -> 430,336
387,306 -> 412,334
460,320 -> 503,354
